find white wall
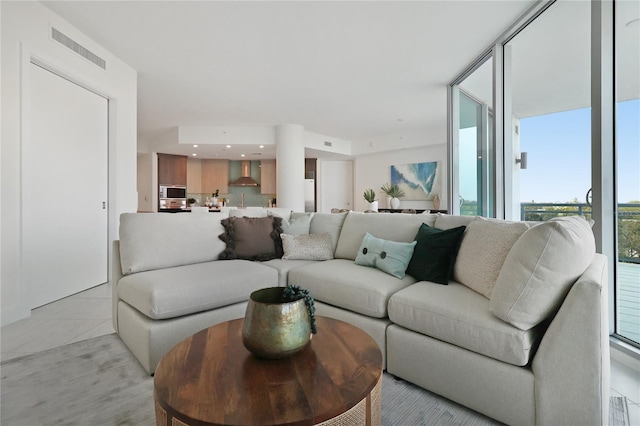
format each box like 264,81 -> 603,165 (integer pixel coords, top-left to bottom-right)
137,153 -> 157,212
316,160 -> 354,213
1,2 -> 137,325
353,144 -> 448,212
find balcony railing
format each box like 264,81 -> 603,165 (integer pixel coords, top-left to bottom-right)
520,202 -> 640,344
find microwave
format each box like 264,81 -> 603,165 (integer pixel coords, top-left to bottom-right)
159,185 -> 186,199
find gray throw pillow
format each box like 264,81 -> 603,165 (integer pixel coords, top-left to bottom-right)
219,216 -> 283,261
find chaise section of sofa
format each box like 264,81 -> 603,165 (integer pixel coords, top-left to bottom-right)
113,211 -> 280,373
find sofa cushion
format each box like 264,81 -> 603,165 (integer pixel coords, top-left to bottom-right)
282,212 -> 313,235
490,216 -> 596,330
434,214 -> 476,230
334,212 -> 437,260
388,282 -> 544,366
288,259 -> 417,318
219,216 -> 284,261
230,207 -> 292,220
406,224 -> 466,285
119,212 -> 229,275
281,233 -> 334,261
117,260 -> 278,320
262,258 -> 319,286
230,208 -> 268,218
355,233 -> 416,279
454,217 -> 529,298
309,212 -> 348,253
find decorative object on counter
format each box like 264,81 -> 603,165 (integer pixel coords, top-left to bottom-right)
381,182 -> 405,209
363,188 -> 378,212
242,285 -> 315,359
432,193 -> 441,210
187,197 -> 197,207
211,189 -> 219,207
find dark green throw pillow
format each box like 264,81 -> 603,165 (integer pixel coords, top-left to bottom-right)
406,224 -> 466,285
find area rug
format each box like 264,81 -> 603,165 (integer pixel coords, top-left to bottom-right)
0,334 -> 629,426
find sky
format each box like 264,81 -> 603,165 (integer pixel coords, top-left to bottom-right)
459,99 -> 639,205
520,99 -> 639,204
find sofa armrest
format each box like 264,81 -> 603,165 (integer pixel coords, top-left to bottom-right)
532,253 -> 609,425
111,240 -> 123,333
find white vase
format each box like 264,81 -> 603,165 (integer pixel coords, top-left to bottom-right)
386,196 -> 392,209
390,197 -> 400,209
368,201 -> 379,212
432,194 -> 440,211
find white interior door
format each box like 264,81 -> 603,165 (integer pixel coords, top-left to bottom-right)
24,63 -> 108,308
319,160 -> 353,212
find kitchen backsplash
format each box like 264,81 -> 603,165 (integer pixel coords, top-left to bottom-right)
187,190 -> 275,208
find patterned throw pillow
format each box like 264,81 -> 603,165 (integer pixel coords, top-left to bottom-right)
355,233 -> 417,279
281,233 -> 334,261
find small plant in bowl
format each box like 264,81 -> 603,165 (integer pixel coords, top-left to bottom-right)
363,188 -> 376,203
381,183 -> 405,209
380,183 -> 405,198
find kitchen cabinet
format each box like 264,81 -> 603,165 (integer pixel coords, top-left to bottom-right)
201,159 -> 229,194
186,158 -> 202,193
158,153 -> 187,185
260,160 -> 276,194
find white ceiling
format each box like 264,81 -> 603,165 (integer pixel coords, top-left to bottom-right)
42,0 -> 539,160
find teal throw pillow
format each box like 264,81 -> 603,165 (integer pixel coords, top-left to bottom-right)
355,233 -> 417,279
406,224 -> 466,285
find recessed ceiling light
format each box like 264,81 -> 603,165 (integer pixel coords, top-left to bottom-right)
226,144 -> 231,148
241,154 -> 246,157
193,144 -> 198,148
192,153 -> 197,157
259,145 -> 264,149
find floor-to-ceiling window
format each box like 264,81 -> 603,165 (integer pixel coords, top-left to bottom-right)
615,0 -> 640,345
505,0 -> 592,223
449,0 -> 639,348
451,57 -> 495,217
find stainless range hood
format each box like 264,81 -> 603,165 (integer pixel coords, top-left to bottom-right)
229,160 -> 259,187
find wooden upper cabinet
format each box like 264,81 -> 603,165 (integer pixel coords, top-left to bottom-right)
158,153 -> 187,186
186,158 -> 202,193
260,160 -> 276,195
201,159 -> 229,194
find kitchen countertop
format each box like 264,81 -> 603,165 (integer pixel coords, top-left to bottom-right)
159,208 -> 222,213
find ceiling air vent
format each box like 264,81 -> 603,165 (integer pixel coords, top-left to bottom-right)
51,27 -> 106,70
324,141 -> 333,147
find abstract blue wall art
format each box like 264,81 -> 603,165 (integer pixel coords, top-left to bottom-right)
391,161 -> 440,200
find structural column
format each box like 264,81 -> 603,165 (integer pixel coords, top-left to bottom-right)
275,124 -> 305,212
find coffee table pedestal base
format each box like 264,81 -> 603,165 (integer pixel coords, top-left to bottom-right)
154,374 -> 381,426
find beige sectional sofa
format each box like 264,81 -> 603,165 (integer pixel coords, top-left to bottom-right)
112,209 -> 609,425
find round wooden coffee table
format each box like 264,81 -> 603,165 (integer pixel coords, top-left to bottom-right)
154,316 -> 383,426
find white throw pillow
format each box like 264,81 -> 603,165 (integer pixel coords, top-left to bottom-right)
453,217 -> 529,298
281,233 -> 334,261
490,216 -> 596,330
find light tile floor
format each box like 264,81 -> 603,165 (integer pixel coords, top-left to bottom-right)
1,282 -> 639,424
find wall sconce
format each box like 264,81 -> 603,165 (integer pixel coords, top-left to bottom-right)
516,152 -> 528,169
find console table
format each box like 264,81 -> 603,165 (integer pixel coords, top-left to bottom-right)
378,208 -> 448,214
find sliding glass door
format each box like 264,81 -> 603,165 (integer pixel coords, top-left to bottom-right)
615,0 -> 640,344
448,0 -> 639,347
452,58 -> 495,217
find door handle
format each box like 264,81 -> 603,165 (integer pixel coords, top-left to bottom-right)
102,201 -> 106,210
